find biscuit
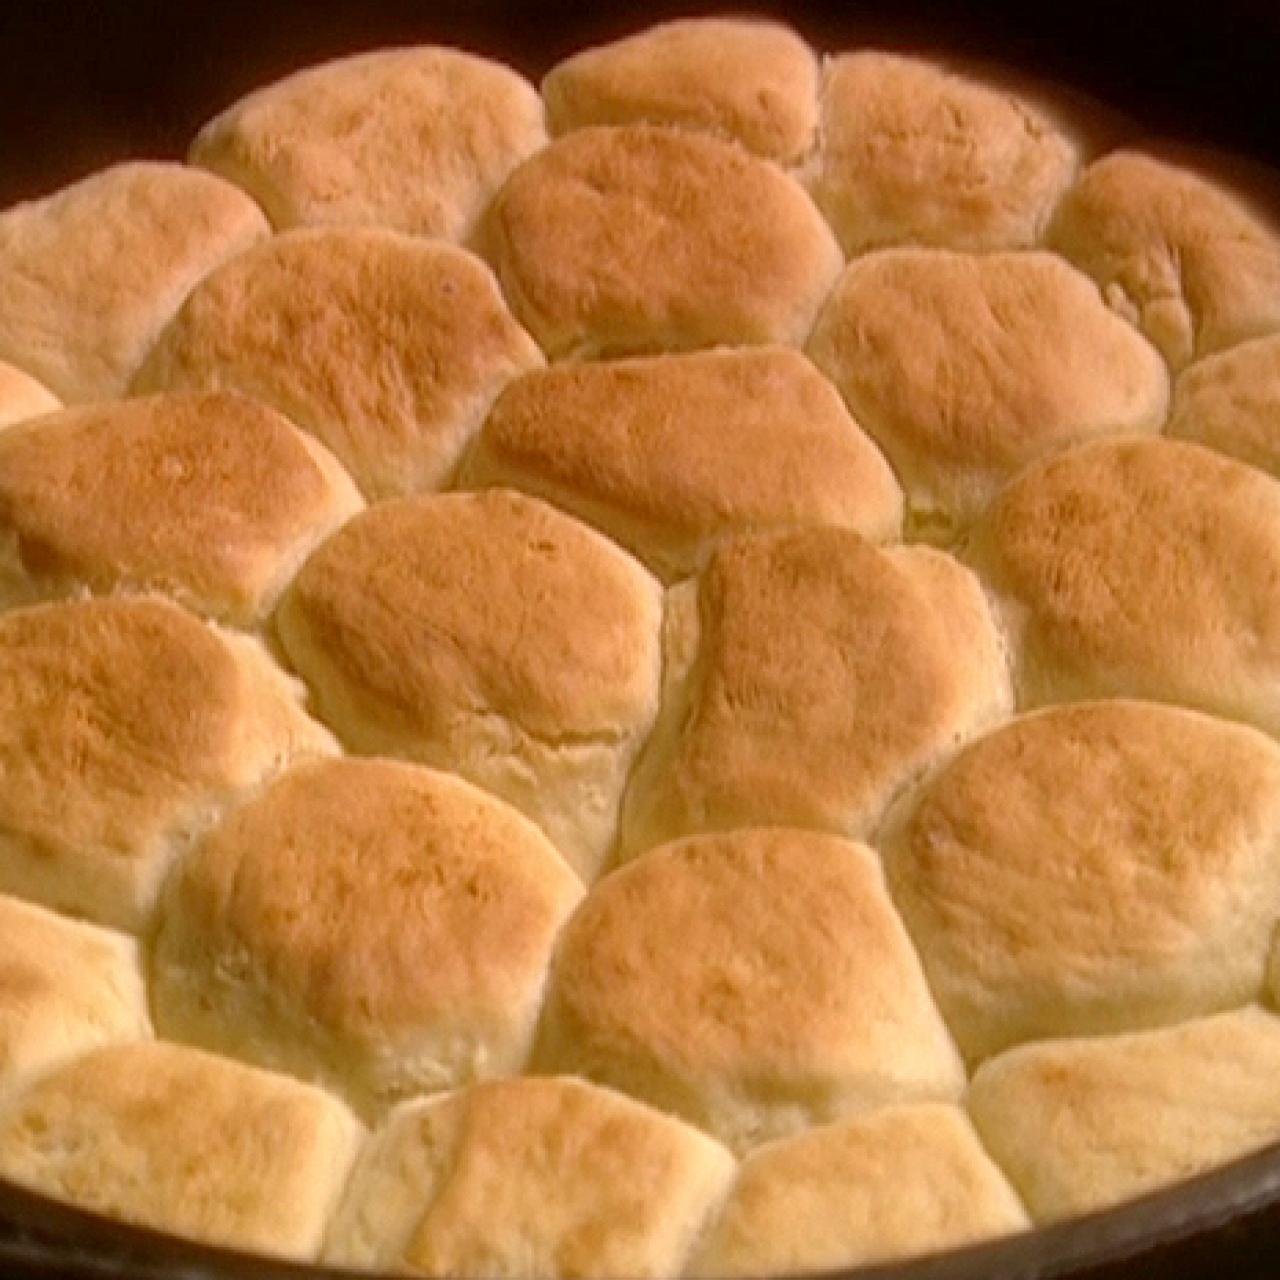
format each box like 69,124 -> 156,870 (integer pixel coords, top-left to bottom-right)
0,1040 -> 362,1260
814,52 -> 1078,255
152,757 -> 581,1118
0,163 -> 268,402
1049,151 -> 1280,369
1167,334 -> 1280,478
689,1103 -> 1027,1274
192,47 -> 546,242
0,894 -> 149,1099
542,19 -> 818,164
0,392 -> 362,624
968,1007 -> 1280,1222
483,124 -> 842,357
461,346 -> 902,579
324,1076 -> 735,1277
883,701 -> 1280,1064
620,528 -> 1009,856
0,597 -> 336,930
537,828 -> 965,1153
275,489 -> 662,879
0,362 -> 58,430
969,436 -> 1280,733
135,227 -> 542,500
806,249 -> 1169,534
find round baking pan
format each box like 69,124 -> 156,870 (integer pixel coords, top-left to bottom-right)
1,1 -> 1279,1276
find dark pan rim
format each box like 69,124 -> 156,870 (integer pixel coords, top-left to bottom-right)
2,1133 -> 1280,1280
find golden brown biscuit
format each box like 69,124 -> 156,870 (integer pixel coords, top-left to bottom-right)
969,436 -> 1280,733
537,829 -> 965,1153
0,163 -> 268,403
0,596 -> 336,931
0,392 -> 362,624
1168,334 -> 1280,478
806,249 -> 1169,535
324,1076 -> 735,1277
968,1007 -> 1280,1222
814,52 -> 1078,255
620,528 -> 1009,856
483,125 -> 842,357
0,894 -> 150,1099
191,47 -> 546,242
542,19 -> 819,164
460,347 -> 902,579
275,489 -> 662,879
0,362 -> 58,430
883,701 -> 1280,1064
0,1041 -> 362,1260
135,227 -> 542,500
1049,151 -> 1280,369
153,757 -> 581,1118
689,1103 -> 1027,1274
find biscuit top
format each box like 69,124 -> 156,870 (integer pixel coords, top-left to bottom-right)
484,124 -> 842,357
0,1040 -> 362,1259
967,1007 -> 1280,1223
623,529 -> 1009,851
135,227 -> 542,500
542,19 -> 819,164
0,894 -> 149,1095
1168,334 -> 1280,478
0,362 -> 58,430
688,1103 -> 1028,1275
1049,150 -> 1280,369
885,701 -> 1280,1063
972,436 -> 1280,732
815,52 -> 1078,255
806,249 -> 1169,532
192,47 -> 546,242
326,1076 -> 735,1278
152,757 -> 581,1113
464,347 -> 902,578
0,162 -> 269,402
0,391 -> 362,622
541,828 -> 964,1149
279,489 -> 661,743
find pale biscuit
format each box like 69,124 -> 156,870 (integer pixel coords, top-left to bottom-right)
542,19 -> 819,164
1049,150 -> 1280,369
135,227 -> 542,500
0,597 -> 336,931
1167,334 -> 1280,478
461,346 -> 902,579
967,1007 -> 1280,1222
806,248 -> 1169,535
275,489 -> 662,879
537,828 -> 965,1153
0,362 -> 58,430
0,162 -> 268,403
969,436 -> 1280,734
192,47 -> 546,242
620,528 -> 1010,857
0,392 -> 362,624
0,894 -> 150,1099
324,1076 -> 735,1278
483,124 -> 842,357
153,757 -> 581,1119
883,701 -> 1280,1064
814,52 -> 1078,255
689,1103 -> 1027,1274
0,1041 -> 362,1260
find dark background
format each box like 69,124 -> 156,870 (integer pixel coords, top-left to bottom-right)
0,0 -> 1278,208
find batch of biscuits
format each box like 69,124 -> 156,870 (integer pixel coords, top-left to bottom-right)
1,15 -> 1280,1277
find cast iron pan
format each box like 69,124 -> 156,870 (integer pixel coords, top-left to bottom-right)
1,1 -> 1279,1277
